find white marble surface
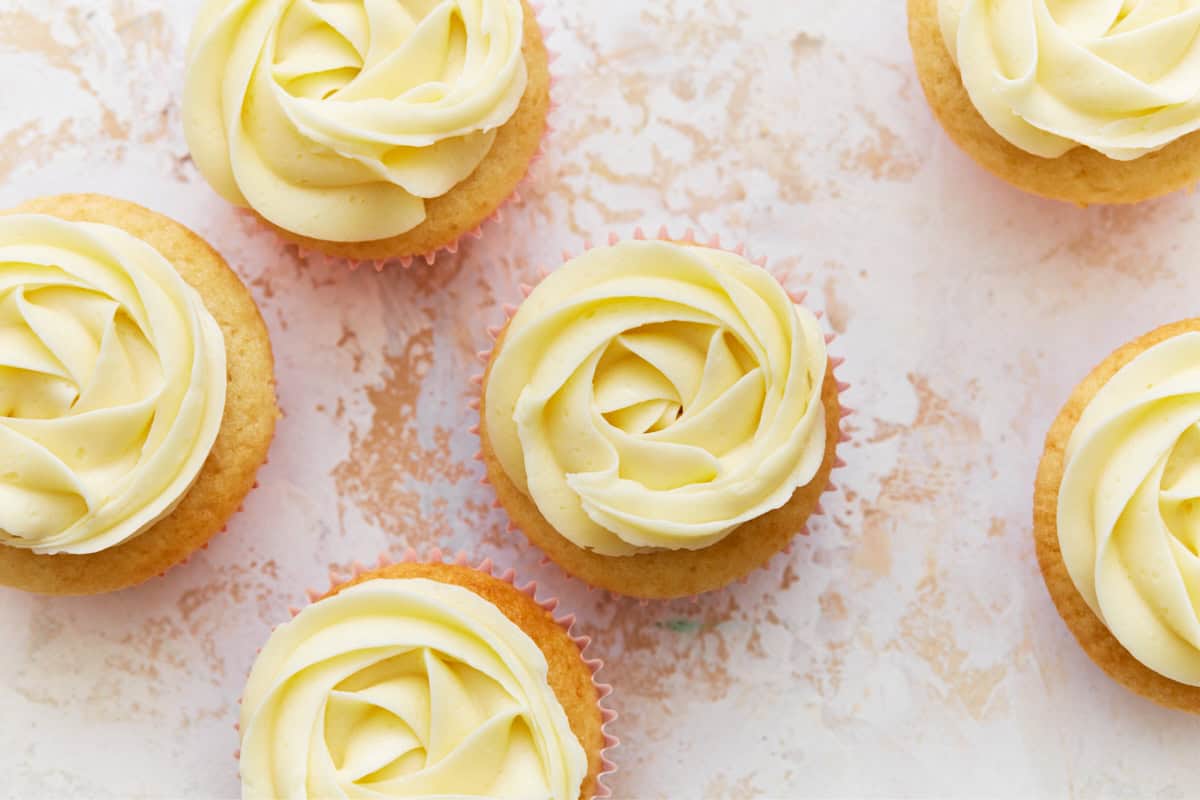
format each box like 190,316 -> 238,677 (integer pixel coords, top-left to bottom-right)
1,1 -> 1199,798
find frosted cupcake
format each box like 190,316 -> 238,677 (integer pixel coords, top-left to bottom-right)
0,194 -> 276,595
1036,319 -> 1200,711
240,557 -> 612,799
910,0 -> 1200,204
480,237 -> 845,598
184,0 -> 550,264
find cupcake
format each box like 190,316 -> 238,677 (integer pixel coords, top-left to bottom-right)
0,194 -> 277,596
183,0 -> 551,265
479,235 -> 845,599
1035,319 -> 1200,711
909,0 -> 1200,204
239,554 -> 613,799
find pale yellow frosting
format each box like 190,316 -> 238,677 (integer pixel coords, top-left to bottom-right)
0,215 -> 226,556
1059,332 -> 1200,684
184,0 -> 528,242
486,241 -> 828,557
240,577 -> 587,800
938,0 -> 1200,160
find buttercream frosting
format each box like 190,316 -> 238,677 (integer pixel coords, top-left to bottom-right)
240,577 -> 587,800
486,241 -> 828,557
1059,331 -> 1200,684
938,0 -> 1200,160
184,0 -> 527,243
0,215 -> 226,556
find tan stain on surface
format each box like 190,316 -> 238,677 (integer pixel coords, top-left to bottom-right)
849,371 -> 1022,721
853,375 -> 975,582
0,5 -> 180,181
585,592 -> 758,737
893,558 -> 1011,721
333,329 -> 476,547
853,521 -> 894,578
791,31 -> 825,68
0,10 -> 81,74
0,119 -> 79,183
819,589 -> 848,622
704,772 -> 764,800
111,3 -> 174,67
1038,202 -> 1177,286
806,639 -> 849,699
840,107 -> 923,182
822,273 -> 852,334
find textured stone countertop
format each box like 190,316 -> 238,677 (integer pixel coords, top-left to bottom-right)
1,1 -> 1198,798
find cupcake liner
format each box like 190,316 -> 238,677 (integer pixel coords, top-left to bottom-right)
265,3 -> 561,274
469,226 -> 854,601
235,547 -> 619,799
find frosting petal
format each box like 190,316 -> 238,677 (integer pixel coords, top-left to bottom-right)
939,0 -> 1200,160
239,578 -> 587,800
184,0 -> 528,242
486,241 -> 828,556
0,215 -> 226,555
1059,331 -> 1200,684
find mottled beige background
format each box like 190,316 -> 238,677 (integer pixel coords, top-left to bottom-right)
0,1 -> 1197,798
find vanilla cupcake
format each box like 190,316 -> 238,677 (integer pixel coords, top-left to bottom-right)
480,237 -> 845,599
184,0 -> 550,264
0,194 -> 276,595
910,0 -> 1200,204
240,557 -> 612,799
1036,319 -> 1200,712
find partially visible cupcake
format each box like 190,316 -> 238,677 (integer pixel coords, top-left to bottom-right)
1035,319 -> 1200,712
909,0 -> 1200,204
240,556 -> 612,799
184,0 -> 550,264
480,236 -> 844,599
0,194 -> 277,595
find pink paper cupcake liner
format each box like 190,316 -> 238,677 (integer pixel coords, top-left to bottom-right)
468,226 -> 855,602
269,3 -> 561,274
234,546 -> 619,799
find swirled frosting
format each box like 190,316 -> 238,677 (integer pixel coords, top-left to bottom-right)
486,241 -> 828,557
240,577 -> 587,800
184,0 -> 528,242
937,0 -> 1200,160
0,215 -> 226,556
1058,332 -> 1200,684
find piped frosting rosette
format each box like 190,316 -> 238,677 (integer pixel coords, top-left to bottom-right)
184,0 -> 528,242
0,215 -> 226,556
1059,331 -> 1200,684
485,240 -> 828,557
239,575 -> 589,800
938,0 -> 1200,159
